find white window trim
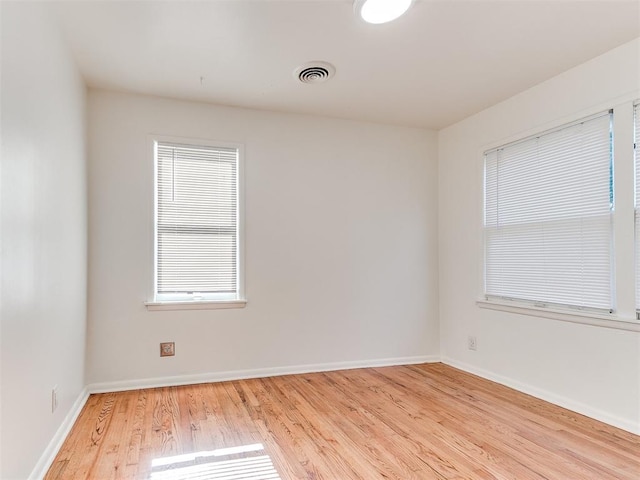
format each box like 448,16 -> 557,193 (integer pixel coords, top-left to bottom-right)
613,101 -> 637,320
477,298 -> 640,332
146,134 -> 246,311
634,100 -> 640,317
145,299 -> 247,311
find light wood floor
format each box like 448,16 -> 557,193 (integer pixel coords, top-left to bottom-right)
45,363 -> 640,479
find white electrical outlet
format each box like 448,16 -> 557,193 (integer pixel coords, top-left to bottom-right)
52,386 -> 59,413
468,336 -> 477,351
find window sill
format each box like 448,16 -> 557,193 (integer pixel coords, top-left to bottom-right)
476,299 -> 640,332
145,299 -> 247,311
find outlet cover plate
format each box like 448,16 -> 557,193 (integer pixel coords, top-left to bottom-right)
160,342 -> 175,357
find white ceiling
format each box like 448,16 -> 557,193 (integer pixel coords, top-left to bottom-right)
52,0 -> 640,129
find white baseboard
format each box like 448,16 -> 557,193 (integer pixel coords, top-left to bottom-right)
87,355 -> 440,394
29,387 -> 90,480
441,356 -> 640,435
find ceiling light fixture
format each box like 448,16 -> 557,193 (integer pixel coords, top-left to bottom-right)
354,0 -> 414,25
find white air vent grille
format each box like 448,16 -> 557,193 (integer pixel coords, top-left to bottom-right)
294,61 -> 335,84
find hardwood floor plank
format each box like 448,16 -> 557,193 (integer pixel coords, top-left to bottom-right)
44,364 -> 640,480
125,390 -> 147,468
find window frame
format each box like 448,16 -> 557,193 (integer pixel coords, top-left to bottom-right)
482,110 -> 615,314
146,134 -> 246,311
634,101 -> 640,317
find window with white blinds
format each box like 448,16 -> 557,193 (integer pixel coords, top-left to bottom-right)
154,140 -> 241,301
484,111 -> 614,312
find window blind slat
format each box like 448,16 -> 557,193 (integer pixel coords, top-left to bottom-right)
484,111 -> 613,311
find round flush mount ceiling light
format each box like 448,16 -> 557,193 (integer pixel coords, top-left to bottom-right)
354,0 -> 414,24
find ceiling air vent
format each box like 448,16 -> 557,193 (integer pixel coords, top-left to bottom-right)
294,61 -> 336,84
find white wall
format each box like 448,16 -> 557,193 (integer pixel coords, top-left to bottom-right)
0,2 -> 87,479
438,38 -> 640,433
86,90 -> 439,386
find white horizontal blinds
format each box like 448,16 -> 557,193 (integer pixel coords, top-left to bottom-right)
484,111 -> 613,311
635,103 -> 640,310
156,142 -> 238,297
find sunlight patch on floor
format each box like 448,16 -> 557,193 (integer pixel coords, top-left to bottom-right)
150,443 -> 282,480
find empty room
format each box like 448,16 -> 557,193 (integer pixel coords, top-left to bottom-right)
1,0 -> 639,479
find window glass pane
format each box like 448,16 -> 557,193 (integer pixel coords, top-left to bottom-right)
484,112 -> 613,311
155,141 -> 239,299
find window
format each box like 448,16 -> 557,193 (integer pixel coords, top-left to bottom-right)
484,111 -> 614,313
152,139 -> 243,304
